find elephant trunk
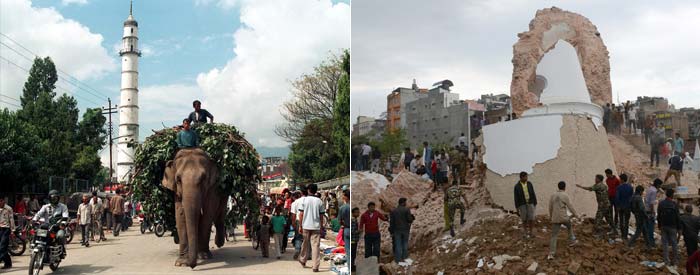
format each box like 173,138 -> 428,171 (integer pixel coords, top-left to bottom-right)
184,193 -> 201,268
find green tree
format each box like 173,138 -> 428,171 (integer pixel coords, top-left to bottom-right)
332,50 -> 350,176
288,119 -> 339,183
13,56 -> 105,190
0,109 -> 42,194
378,128 -> 408,157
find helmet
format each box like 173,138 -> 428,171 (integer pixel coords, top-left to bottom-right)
48,190 -> 60,205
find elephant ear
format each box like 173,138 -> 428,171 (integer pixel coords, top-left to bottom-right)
162,160 -> 177,193
206,162 -> 220,191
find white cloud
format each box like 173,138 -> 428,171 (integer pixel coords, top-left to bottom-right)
351,0 -> 700,119
0,0 -> 117,109
194,0 -> 238,9
61,0 -> 88,6
190,0 -> 350,147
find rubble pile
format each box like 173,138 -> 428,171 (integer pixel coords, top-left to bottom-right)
405,215 -> 686,275
608,134 -> 658,185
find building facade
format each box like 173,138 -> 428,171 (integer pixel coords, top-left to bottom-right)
117,2 -> 141,183
405,84 -> 480,149
386,80 -> 428,131
352,116 -> 386,140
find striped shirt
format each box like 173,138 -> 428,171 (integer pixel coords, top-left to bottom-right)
0,205 -> 15,230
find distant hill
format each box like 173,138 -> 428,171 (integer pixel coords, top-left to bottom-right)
255,146 -> 291,158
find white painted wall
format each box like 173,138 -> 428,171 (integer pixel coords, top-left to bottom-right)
482,115 -> 563,176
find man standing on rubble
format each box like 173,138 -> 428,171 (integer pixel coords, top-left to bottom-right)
664,153 -> 685,187
605,169 -> 620,229
658,188 -> 681,270
360,202 -> 388,259
548,181 -> 578,260
445,180 -> 468,237
674,133 -> 685,157
514,172 -> 537,239
679,204 -> 700,257
645,179 -> 663,246
389,198 -> 414,263
628,185 -> 652,249
577,175 -> 617,239
449,145 -> 464,185
615,174 -> 633,240
422,142 -> 433,179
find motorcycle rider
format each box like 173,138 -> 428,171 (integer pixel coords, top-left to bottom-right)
32,190 -> 69,257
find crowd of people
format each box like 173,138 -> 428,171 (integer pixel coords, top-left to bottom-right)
511,168 -> 700,274
254,185 -> 351,272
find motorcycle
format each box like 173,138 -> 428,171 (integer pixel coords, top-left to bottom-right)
9,227 -> 26,256
64,218 -> 78,244
28,213 -> 69,275
139,214 -> 154,234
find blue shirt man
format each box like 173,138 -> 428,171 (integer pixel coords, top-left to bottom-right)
674,133 -> 684,155
176,119 -> 199,148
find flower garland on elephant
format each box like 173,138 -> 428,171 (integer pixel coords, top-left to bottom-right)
128,123 -> 261,239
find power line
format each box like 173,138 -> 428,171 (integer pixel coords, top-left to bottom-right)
0,32 -> 110,99
0,55 -> 101,106
0,40 -> 108,101
0,94 -> 20,102
0,99 -> 21,108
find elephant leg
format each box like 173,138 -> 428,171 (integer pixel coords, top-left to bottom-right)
174,201 -> 189,267
214,207 -> 225,248
197,221 -> 213,259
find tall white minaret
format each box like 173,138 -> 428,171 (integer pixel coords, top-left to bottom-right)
117,0 -> 140,183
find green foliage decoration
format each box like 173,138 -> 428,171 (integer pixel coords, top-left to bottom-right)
129,123 -> 261,234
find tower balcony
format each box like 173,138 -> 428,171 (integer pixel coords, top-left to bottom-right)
119,48 -> 142,57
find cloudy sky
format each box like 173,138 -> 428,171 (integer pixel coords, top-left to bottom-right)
0,0 -> 350,166
351,0 -> 700,119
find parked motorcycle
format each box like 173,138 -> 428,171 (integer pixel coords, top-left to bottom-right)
139,214 -> 154,234
9,227 -> 26,256
28,213 -> 69,275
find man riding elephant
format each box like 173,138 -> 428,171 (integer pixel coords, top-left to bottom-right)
162,148 -> 227,268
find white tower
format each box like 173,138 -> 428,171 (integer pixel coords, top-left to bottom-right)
117,0 -> 140,183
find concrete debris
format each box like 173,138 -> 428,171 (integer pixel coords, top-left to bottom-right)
355,256 -> 379,275
566,260 -> 581,274
492,254 -> 522,270
477,258 -> 484,268
527,261 -> 539,273
467,237 -> 478,245
397,258 -> 413,267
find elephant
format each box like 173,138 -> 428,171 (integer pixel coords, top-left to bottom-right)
162,148 -> 227,268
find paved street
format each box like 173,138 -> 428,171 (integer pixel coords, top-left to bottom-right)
3,226 -> 336,275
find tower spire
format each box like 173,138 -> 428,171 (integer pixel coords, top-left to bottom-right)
130,0 -> 133,15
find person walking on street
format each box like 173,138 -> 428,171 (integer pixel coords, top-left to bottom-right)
77,195 -> 92,247
577,175 -> 618,239
0,196 -> 15,269
680,204 -> 700,257
658,188 -> 682,270
389,198 -> 414,263
298,184 -> 325,272
548,181 -> 578,260
259,215 -> 273,258
628,107 -> 637,135
605,169 -> 620,229
350,207 -> 360,272
628,185 -> 653,249
615,174 -> 633,240
338,190 -> 351,268
514,172 -> 537,239
90,192 -> 106,241
674,133 -> 685,157
665,153 -> 685,187
111,189 -> 125,237
360,201 -> 388,259
271,208 -> 286,259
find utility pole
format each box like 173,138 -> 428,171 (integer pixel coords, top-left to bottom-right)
102,98 -> 118,191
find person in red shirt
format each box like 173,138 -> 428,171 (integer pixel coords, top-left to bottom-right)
14,196 -> 27,216
359,202 -> 388,259
605,169 -> 620,228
